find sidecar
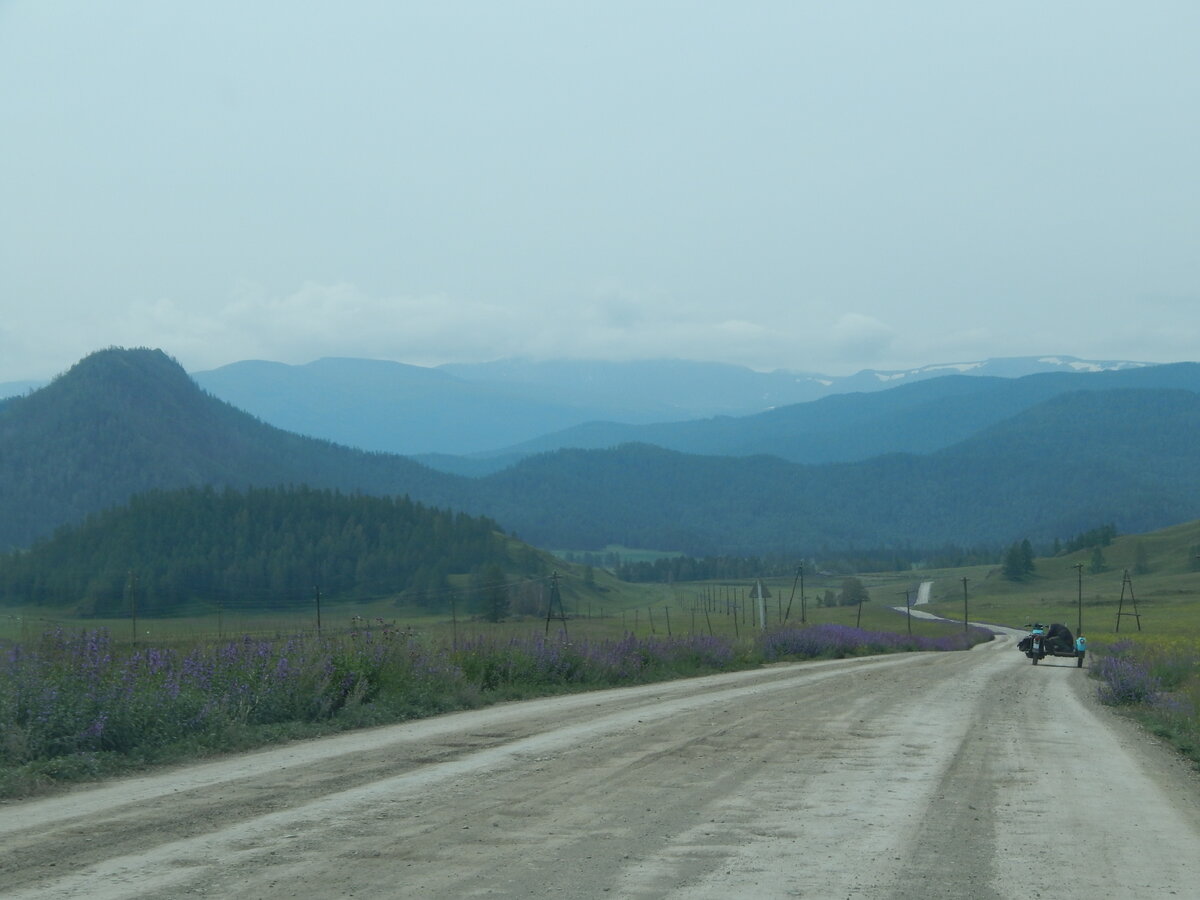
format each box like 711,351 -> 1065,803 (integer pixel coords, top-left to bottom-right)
1018,623 -> 1086,667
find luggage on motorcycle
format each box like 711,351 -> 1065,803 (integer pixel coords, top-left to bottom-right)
1046,623 -> 1074,653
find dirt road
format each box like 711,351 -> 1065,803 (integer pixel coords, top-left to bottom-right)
3,633 -> 1199,899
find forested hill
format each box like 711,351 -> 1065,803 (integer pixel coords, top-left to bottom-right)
0,485 -> 530,614
6,348 -> 1200,558
0,348 -> 465,551
487,362 -> 1200,464
468,388 -> 1200,555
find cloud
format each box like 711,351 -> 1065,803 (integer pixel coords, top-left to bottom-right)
24,278 -> 1181,384
19,283 -> 908,379
105,281 -> 810,374
828,313 -> 897,359
112,283 -> 517,370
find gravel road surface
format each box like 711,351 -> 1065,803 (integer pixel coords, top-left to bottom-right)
3,632 -> 1198,899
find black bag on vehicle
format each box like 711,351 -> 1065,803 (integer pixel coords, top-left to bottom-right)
1046,623 -> 1074,652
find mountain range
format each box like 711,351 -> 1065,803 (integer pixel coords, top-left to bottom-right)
2,348 -> 1199,559
189,355 -> 1152,460
3,354 -> 1152,462
482,362 -> 1200,467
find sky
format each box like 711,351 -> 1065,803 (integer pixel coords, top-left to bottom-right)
2,1 -> 1198,382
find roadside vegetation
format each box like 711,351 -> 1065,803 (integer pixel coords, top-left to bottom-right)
0,613 -> 989,800
6,513 -> 1200,799
1088,637 -> 1200,768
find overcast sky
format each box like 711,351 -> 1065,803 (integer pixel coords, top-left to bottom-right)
2,1 -> 1198,382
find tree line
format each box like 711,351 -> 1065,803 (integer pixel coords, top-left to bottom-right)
0,485 -> 532,615
613,544 -> 1003,584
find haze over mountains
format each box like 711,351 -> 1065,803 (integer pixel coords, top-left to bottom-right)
3,355 -> 1150,460
192,355 -> 1148,462
2,348 -> 1198,559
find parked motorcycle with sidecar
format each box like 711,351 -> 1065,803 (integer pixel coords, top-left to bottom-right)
1018,622 -> 1086,666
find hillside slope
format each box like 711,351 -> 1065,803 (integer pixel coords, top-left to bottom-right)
0,349 -> 463,551
489,363 -> 1200,463
190,355 -> 1156,458
0,485 -> 520,613
193,357 -> 607,456
470,389 -> 1200,554
5,349 -> 1200,558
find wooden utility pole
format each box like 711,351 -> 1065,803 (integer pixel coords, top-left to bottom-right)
800,565 -> 806,624
962,577 -> 969,633
1074,563 -> 1084,636
784,566 -> 801,623
128,570 -> 138,646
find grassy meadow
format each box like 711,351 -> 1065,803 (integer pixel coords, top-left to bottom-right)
0,561 -> 974,649
907,520 -> 1200,640
4,522 -> 1200,799
0,561 -> 991,799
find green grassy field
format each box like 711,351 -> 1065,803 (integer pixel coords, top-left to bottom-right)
4,523 -> 1198,798
5,518 -> 1199,648
894,521 -> 1200,640
0,563 -> 974,649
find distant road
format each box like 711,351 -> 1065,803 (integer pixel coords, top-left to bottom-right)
896,579 -> 1009,633
4,636 -> 1199,899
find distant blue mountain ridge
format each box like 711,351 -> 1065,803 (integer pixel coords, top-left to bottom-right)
0,354 -> 1161,461
180,354 -> 1155,459
3,347 -> 1199,556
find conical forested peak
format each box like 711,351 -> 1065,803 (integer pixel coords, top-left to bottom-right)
50,346 -> 196,405
60,346 -> 186,382
4,347 -> 202,428
0,347 -> 462,551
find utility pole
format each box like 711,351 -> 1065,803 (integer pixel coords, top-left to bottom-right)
1116,569 -> 1142,633
961,577 -> 969,633
1074,563 -> 1084,636
784,566 -> 801,623
800,565 -> 807,623
128,570 -> 138,647
901,590 -> 911,635
314,585 -> 322,635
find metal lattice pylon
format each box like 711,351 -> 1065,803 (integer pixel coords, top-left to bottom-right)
545,571 -> 569,638
1115,569 -> 1142,633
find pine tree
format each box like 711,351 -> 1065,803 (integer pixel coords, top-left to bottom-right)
1002,543 -> 1026,581
1020,539 -> 1036,576
838,576 -> 869,606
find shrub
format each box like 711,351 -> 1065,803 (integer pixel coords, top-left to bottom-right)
1094,655 -> 1161,706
